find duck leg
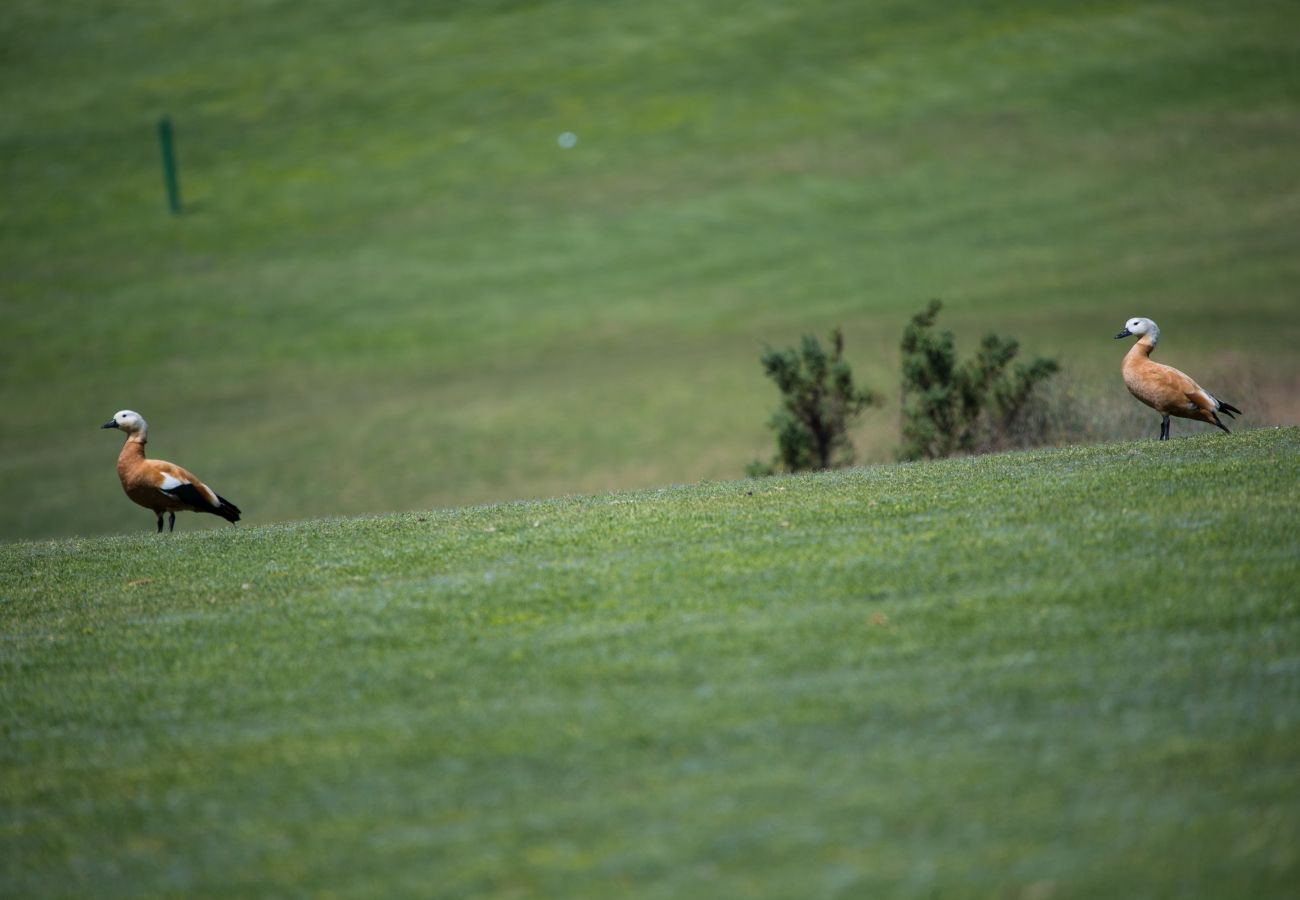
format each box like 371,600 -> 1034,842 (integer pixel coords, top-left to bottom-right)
1160,415 -> 1170,440
168,511 -> 176,532
156,512 -> 165,533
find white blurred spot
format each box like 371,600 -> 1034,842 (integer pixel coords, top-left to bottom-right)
557,131 -> 578,149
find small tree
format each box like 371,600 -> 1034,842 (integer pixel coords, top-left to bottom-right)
899,299 -> 1059,460
749,327 -> 881,476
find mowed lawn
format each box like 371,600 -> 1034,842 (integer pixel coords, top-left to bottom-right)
3,0 -> 1300,540
2,429 -> 1298,897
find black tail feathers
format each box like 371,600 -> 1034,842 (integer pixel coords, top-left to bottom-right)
214,495 -> 241,523
165,482 -> 241,523
1218,400 -> 1242,419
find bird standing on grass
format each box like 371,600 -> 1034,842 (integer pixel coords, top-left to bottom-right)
1114,317 -> 1241,440
102,410 -> 241,532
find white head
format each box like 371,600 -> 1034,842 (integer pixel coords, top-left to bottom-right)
101,409 -> 149,440
1114,317 -> 1159,344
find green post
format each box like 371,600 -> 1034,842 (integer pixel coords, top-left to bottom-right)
158,115 -> 182,215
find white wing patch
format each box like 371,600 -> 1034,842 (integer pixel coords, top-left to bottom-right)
155,468 -> 219,507
158,472 -> 188,491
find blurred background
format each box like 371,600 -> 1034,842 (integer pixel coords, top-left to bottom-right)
3,0 -> 1297,541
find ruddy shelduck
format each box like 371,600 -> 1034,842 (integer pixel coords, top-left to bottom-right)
101,410 -> 241,532
1114,317 -> 1241,440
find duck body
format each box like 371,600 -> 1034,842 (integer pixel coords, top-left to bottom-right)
103,410 -> 241,532
1114,318 -> 1240,440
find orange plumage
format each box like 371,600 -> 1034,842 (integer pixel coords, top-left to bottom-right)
102,410 -> 241,532
1114,318 -> 1240,440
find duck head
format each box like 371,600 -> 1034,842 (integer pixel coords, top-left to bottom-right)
1114,317 -> 1159,344
102,410 -> 148,441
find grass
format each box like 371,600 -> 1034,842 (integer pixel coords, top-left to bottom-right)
2,428 -> 1298,897
3,0 -> 1300,539
4,4 -> 1296,894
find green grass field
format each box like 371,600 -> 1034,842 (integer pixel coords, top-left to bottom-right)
3,0 -> 1299,540
4,4 -> 1299,894
3,429 -> 1297,897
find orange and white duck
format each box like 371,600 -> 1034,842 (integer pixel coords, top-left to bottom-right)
1114,317 -> 1241,440
101,410 -> 241,532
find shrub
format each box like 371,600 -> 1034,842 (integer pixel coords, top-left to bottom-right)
748,327 -> 881,476
899,299 -> 1060,460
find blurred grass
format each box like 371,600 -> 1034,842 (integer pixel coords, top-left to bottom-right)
3,0 -> 1299,538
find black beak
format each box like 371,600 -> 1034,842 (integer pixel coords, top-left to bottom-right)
101,419 -> 118,429
1114,328 -> 1132,339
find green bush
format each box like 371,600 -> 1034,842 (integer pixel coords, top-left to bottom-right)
748,327 -> 881,476
899,300 -> 1060,460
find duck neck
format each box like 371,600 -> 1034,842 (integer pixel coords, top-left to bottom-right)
117,436 -> 146,473
1129,335 -> 1157,359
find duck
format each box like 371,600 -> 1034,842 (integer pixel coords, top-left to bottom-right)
1114,317 -> 1240,440
101,410 -> 241,532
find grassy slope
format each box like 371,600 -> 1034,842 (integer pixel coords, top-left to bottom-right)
2,429 -> 1297,898
3,0 -> 1300,540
